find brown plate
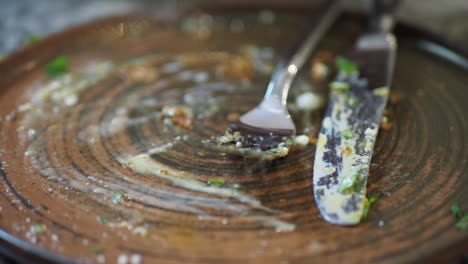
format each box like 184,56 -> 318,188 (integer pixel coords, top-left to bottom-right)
0,5 -> 467,264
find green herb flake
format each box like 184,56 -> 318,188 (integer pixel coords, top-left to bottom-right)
24,35 -> 41,46
32,222 -> 47,233
97,216 -> 108,224
373,87 -> 389,97
338,165 -> 363,194
451,204 -> 462,219
349,96 -> 359,107
336,57 -> 358,75
91,246 -> 105,255
111,191 -> 124,204
44,55 -> 69,78
330,81 -> 350,92
361,193 -> 380,221
455,215 -> 468,230
207,179 -> 225,186
341,130 -> 354,139
208,104 -> 220,113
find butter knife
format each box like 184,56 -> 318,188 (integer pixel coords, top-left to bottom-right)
313,0 -> 399,225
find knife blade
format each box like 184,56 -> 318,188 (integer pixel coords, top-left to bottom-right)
312,21 -> 397,224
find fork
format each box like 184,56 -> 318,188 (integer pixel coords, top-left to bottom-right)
211,1 -> 342,159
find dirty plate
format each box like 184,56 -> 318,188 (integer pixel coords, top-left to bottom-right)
0,5 -> 467,264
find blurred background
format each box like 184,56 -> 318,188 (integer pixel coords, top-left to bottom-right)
0,0 -> 467,55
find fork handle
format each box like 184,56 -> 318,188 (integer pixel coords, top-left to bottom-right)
370,0 -> 400,33
261,0 -> 342,109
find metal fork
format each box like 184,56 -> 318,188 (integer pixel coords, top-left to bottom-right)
206,1 -> 342,159
233,0 -> 342,139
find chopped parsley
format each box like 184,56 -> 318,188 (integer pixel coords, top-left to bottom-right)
208,104 -> 221,113
44,55 -> 69,78
456,215 -> 468,230
451,204 -> 468,230
338,165 -> 363,194
207,179 -> 225,186
24,35 -> 41,45
111,191 -> 124,204
330,81 -> 350,92
349,96 -> 359,107
341,130 -> 354,139
451,204 -> 462,219
32,222 -> 47,233
361,193 -> 380,220
91,246 -> 105,255
336,57 -> 358,75
97,216 -> 108,224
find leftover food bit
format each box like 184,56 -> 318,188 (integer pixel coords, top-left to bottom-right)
32,222 -> 47,233
295,91 -> 325,111
335,56 -> 358,76
361,193 -> 380,221
226,112 -> 240,122
161,105 -> 193,129
44,55 -> 69,78
216,56 -> 254,80
451,204 -> 462,219
240,45 -> 275,75
207,179 -> 225,186
207,130 -> 292,160
309,137 -> 318,145
373,87 -> 390,97
337,165 -> 364,194
329,81 -> 350,92
348,96 -> 359,108
111,191 -> 124,204
310,61 -> 329,82
123,64 -> 159,83
181,13 -> 214,40
389,91 -> 402,104
310,51 -> 333,82
91,246 -> 105,255
380,116 -> 393,131
176,52 -> 229,66
293,135 -> 310,146
341,129 -> 354,139
96,216 -> 108,224
340,145 -> 354,157
451,204 -> 468,230
24,34 -> 41,46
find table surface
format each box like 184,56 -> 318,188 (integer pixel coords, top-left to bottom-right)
0,0 -> 467,55
0,1 -> 467,263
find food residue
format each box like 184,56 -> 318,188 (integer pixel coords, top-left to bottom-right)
451,204 -> 468,230
44,55 -> 69,78
207,179 -> 225,186
161,105 -> 193,129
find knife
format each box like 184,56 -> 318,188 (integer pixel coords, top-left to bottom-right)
312,0 -> 399,225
